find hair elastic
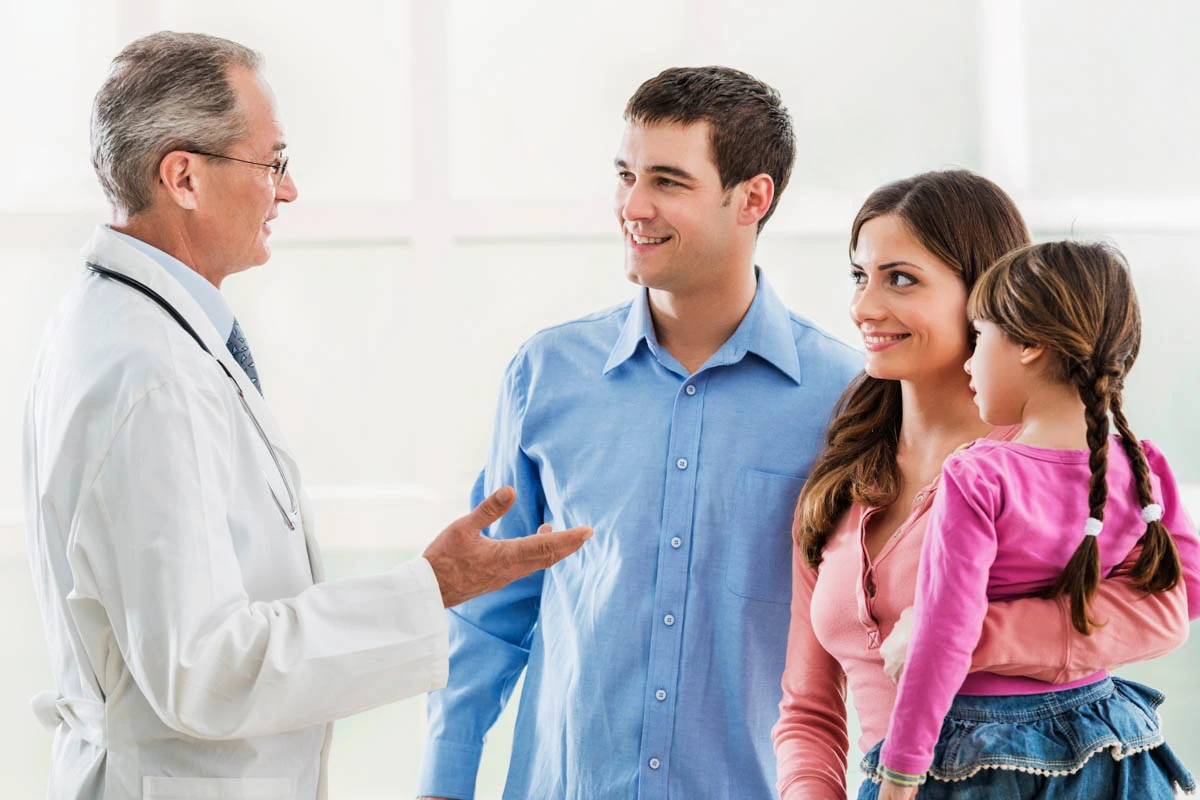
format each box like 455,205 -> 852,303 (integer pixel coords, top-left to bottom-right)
1141,504 -> 1163,524
1083,517 -> 1103,538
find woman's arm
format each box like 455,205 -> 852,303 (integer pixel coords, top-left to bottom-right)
885,441 -> 1198,689
971,440 -> 1199,682
970,544 -> 1189,684
773,546 -> 851,800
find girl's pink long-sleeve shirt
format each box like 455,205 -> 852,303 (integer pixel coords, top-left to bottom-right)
773,430 -> 1195,800
878,437 -> 1200,778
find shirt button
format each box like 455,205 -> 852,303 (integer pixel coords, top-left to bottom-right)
664,614 -> 675,626
685,384 -> 696,395
655,689 -> 667,701
676,458 -> 688,470
670,537 -> 682,549
649,757 -> 661,770
916,493 -> 925,504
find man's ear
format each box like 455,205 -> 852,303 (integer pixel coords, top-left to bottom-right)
735,173 -> 775,229
158,151 -> 202,210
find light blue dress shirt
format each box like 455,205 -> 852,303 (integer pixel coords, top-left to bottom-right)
105,226 -> 235,340
419,271 -> 863,800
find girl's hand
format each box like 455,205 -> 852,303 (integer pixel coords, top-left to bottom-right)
878,779 -> 919,800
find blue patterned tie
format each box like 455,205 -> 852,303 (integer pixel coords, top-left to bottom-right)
226,319 -> 262,395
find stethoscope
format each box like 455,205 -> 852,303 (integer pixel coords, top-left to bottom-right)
86,262 -> 299,531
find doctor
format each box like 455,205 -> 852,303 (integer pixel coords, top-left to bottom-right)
22,31 -> 590,800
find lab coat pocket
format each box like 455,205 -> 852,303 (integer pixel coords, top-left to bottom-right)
143,776 -> 297,799
725,468 -> 804,605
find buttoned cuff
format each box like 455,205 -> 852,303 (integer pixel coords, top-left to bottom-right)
416,737 -> 484,800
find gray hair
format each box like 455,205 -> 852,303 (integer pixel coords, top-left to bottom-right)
91,31 -> 262,216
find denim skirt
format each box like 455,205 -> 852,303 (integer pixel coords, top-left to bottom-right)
858,677 -> 1195,799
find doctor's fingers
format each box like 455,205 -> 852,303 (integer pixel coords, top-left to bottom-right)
459,486 -> 517,533
497,525 -> 593,572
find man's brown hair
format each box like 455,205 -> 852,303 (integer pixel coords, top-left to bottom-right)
624,66 -> 795,233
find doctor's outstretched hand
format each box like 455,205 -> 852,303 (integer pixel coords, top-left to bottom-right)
422,486 -> 593,608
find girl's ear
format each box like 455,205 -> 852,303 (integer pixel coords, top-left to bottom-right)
1019,344 -> 1046,366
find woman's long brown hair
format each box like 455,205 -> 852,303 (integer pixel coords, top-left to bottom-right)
968,241 -> 1182,634
794,170 -> 1031,568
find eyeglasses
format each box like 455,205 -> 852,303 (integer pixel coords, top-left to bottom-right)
188,150 -> 290,185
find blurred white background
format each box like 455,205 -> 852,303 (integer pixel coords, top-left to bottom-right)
1,0 -> 1197,797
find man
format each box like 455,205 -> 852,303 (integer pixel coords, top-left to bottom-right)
418,68 -> 862,799
22,32 -> 590,800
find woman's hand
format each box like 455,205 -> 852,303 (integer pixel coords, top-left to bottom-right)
878,779 -> 919,800
880,605 -> 915,682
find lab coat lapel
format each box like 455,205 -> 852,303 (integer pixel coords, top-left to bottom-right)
298,489 -> 326,582
84,226 -> 325,586
82,226 -> 297,463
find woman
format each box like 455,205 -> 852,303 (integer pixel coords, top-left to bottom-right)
772,171 -> 1192,799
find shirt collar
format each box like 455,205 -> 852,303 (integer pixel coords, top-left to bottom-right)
603,284 -> 657,374
104,225 -> 236,340
603,268 -> 803,385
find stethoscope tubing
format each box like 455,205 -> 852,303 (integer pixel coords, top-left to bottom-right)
85,262 -> 299,530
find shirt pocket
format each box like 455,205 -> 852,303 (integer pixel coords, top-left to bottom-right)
143,776 -> 297,799
725,468 -> 805,605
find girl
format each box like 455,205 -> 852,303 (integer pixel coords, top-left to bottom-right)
872,241 -> 1200,799
774,171 -> 1194,800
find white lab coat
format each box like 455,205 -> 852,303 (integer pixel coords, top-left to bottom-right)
22,226 -> 449,799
